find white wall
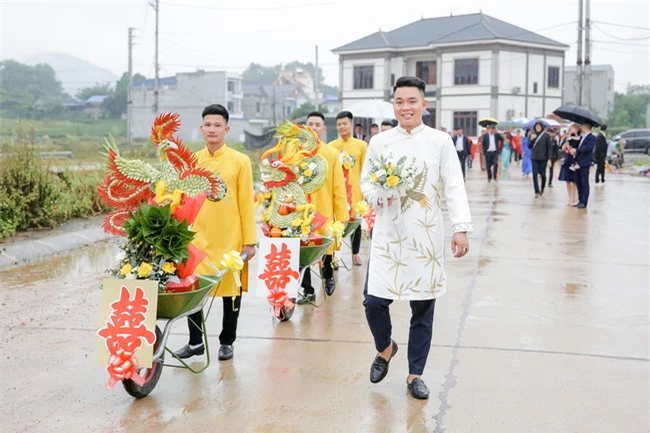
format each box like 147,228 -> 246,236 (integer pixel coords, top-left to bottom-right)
439,95 -> 491,136
527,54 -> 545,97
545,55 -> 563,97
497,95 -> 528,121
498,51 -> 527,94
526,97 -> 545,118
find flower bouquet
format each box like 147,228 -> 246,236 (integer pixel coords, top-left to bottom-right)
367,153 -> 417,201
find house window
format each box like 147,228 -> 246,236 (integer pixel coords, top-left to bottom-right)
533,82 -> 538,94
227,80 -> 235,92
453,111 -> 478,137
547,66 -> 559,88
416,61 -> 437,85
227,101 -> 234,112
353,65 -> 374,89
454,58 -> 478,85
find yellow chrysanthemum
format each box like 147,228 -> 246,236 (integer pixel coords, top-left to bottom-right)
161,262 -> 177,274
120,263 -> 132,276
343,161 -> 352,170
137,262 -> 153,278
370,173 -> 379,182
386,175 -> 400,187
354,201 -> 370,216
304,169 -> 313,177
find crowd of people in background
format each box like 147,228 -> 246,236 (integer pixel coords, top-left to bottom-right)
352,117 -> 616,210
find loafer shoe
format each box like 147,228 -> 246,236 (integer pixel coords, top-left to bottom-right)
175,343 -> 204,359
576,203 -> 587,209
407,377 -> 430,400
370,340 -> 398,383
218,344 -> 234,361
324,278 -> 335,296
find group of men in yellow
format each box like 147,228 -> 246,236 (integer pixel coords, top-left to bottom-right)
174,104 -> 369,359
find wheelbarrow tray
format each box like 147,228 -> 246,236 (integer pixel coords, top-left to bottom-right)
157,275 -> 220,319
342,218 -> 361,239
300,236 -> 333,267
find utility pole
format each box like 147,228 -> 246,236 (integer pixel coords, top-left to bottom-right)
584,0 -> 592,109
314,45 -> 319,111
577,0 -> 584,105
151,0 -> 159,113
127,27 -> 134,143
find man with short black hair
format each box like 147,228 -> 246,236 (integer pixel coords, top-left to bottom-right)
481,125 -> 502,182
297,111 -> 349,302
330,111 -> 368,266
354,123 -> 366,140
453,126 -> 471,180
594,124 -> 608,183
380,120 -> 394,132
175,104 -> 258,361
361,76 -> 472,400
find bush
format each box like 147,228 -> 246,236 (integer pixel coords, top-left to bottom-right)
0,138 -> 110,240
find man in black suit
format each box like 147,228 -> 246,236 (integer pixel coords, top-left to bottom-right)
453,126 -> 472,180
354,123 -> 366,140
481,125 -> 502,182
594,124 -> 608,183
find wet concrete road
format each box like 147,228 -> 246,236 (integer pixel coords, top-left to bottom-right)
1,168 -> 648,433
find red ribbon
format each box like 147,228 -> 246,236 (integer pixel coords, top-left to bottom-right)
105,349 -> 145,389
267,288 -> 295,316
343,169 -> 353,218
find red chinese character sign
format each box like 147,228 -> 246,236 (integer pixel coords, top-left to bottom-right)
96,279 -> 158,389
255,237 -> 300,315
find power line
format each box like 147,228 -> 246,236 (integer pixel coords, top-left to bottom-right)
164,0 -> 343,11
591,39 -> 650,48
592,20 -> 650,31
592,24 -> 650,41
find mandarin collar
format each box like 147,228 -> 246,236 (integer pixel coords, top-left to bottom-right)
206,143 -> 228,157
396,123 -> 425,136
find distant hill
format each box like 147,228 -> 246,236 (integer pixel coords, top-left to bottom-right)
24,52 -> 119,97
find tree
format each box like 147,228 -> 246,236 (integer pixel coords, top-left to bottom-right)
101,72 -> 146,118
289,102 -> 329,120
0,60 -> 64,117
608,84 -> 650,130
242,63 -> 282,85
76,83 -> 112,101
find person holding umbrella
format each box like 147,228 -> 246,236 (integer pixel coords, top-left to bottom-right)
479,118 -> 502,182
553,105 -> 602,209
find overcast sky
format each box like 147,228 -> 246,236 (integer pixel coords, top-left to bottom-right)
1,0 -> 648,92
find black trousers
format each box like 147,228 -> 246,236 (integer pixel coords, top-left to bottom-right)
548,161 -> 556,185
187,295 -> 241,346
363,271 -> 436,375
457,151 -> 467,180
576,166 -> 591,205
351,225 -> 362,255
595,160 -> 605,182
301,254 -> 333,295
532,160 -> 547,194
485,151 -> 498,180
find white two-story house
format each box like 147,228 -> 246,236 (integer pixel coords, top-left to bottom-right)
332,13 -> 569,136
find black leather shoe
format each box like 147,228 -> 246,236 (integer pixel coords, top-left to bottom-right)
576,203 -> 587,209
218,344 -> 234,360
370,340 -> 398,383
175,343 -> 204,359
407,378 -> 430,399
324,278 -> 335,296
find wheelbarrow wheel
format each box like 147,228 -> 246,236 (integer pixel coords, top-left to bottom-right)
277,302 -> 296,322
123,325 -> 164,398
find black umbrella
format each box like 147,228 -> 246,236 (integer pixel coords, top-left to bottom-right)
553,104 -> 603,127
478,117 -> 498,127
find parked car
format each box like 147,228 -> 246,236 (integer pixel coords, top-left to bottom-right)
611,129 -> 650,154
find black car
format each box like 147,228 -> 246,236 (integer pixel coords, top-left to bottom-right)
612,129 -> 650,154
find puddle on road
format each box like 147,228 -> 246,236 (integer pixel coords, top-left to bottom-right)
0,240 -> 120,287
